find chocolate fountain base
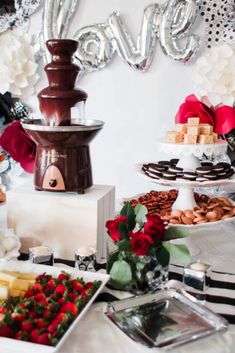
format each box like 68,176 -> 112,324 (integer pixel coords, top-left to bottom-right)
22,119 -> 104,194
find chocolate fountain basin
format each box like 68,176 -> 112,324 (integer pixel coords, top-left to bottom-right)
22,119 -> 104,194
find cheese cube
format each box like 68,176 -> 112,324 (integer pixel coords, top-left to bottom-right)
199,124 -> 213,135
184,134 -> 197,144
187,117 -> 200,126
187,125 -> 199,136
10,278 -> 30,291
166,131 -> 184,143
174,124 -> 187,134
198,134 -> 213,144
0,285 -> 8,300
9,288 -> 25,297
19,273 -> 38,280
0,272 -> 18,284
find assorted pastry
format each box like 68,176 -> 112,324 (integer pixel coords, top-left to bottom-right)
166,117 -> 218,144
142,160 -> 234,182
128,190 -> 235,225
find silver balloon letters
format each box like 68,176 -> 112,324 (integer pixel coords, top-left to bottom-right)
42,0 -> 201,76
159,0 -> 200,63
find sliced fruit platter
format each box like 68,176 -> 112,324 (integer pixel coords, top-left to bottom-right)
0,261 -> 109,353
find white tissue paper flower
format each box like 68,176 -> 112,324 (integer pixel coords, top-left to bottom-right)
0,28 -> 39,97
193,44 -> 235,107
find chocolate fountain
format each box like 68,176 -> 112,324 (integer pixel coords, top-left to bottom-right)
22,39 -> 104,194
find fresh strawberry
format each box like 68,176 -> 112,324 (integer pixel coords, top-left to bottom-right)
24,289 -> 34,298
21,320 -> 34,332
12,312 -> 27,321
36,318 -> 47,329
33,332 -> 50,345
58,272 -> 70,281
14,330 -> 29,341
67,293 -> 75,301
0,325 -> 13,338
71,279 -> 84,292
32,283 -> 43,292
58,297 -> 66,305
47,278 -> 56,288
43,309 -> 51,320
30,310 -> 38,319
60,302 -> 78,317
0,307 -> 7,314
55,312 -> 68,324
30,328 -> 40,340
48,320 -> 58,334
85,282 -> 94,289
54,284 -> 66,296
34,292 -> 47,304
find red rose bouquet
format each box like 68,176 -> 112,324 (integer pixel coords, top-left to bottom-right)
106,203 -> 190,293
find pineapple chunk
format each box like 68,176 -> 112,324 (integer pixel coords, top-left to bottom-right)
0,285 -> 8,300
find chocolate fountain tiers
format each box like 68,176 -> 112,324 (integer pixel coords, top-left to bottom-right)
22,39 -> 104,193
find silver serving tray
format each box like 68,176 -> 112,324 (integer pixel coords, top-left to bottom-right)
104,289 -> 228,350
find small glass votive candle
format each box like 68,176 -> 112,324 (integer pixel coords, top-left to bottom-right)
29,246 -> 54,266
75,246 -> 96,272
183,261 -> 212,298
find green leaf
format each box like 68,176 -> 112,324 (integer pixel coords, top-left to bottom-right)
107,250 -> 120,273
118,221 -> 128,240
134,204 -> 147,227
118,239 -> 130,252
155,244 -> 170,268
110,260 -> 132,288
136,262 -> 145,271
163,243 -> 191,265
164,227 -> 189,241
120,202 -> 136,231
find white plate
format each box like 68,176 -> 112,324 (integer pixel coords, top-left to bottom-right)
0,261 -> 109,353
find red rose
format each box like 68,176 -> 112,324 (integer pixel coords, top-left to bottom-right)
175,94 -> 214,126
106,216 -> 126,242
144,214 -> 165,241
130,231 -> 153,256
0,121 -> 36,173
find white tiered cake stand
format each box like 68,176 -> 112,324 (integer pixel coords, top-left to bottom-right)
138,140 -> 235,211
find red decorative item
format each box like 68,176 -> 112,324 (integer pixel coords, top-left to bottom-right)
176,94 -> 235,135
0,121 -> 36,173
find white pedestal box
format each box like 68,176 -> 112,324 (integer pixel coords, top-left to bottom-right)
7,181 -> 115,262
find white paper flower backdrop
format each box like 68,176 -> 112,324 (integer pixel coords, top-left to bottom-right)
193,44 -> 235,107
0,28 -> 39,97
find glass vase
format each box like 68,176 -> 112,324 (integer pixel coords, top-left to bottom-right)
107,251 -> 169,295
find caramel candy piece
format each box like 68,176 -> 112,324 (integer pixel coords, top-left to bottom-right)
213,132 -> 218,142
166,131 -> 184,143
187,125 -> 199,136
174,124 -> 187,134
184,134 -> 197,144
199,124 -> 213,135
0,189 -> 6,203
187,117 -> 200,125
198,134 -> 213,144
